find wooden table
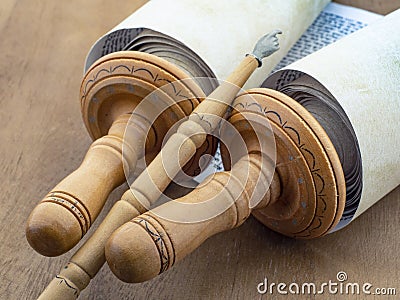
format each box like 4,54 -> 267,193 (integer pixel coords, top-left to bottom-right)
1,1 -> 399,299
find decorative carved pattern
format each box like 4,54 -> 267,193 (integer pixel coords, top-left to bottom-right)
55,275 -> 79,296
132,215 -> 175,274
81,62 -> 191,103
233,93 -> 339,238
42,191 -> 91,236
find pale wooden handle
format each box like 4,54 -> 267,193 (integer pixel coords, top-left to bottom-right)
26,114 -> 144,256
36,53 -> 263,296
189,55 -> 258,130
38,276 -> 80,300
106,154 -> 280,283
37,190 -> 146,299
37,262 -> 90,300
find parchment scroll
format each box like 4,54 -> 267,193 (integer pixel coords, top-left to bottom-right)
85,0 -> 330,89
264,9 -> 400,229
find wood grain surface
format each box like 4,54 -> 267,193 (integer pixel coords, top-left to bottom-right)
0,1 -> 399,299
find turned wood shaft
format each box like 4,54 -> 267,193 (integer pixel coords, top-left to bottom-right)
106,152 -> 280,283
26,113 -> 146,256
191,54 -> 259,123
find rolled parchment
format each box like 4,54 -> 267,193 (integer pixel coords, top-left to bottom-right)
85,0 -> 331,90
263,9 -> 400,230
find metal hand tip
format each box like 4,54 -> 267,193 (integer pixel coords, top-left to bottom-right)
251,29 -> 283,67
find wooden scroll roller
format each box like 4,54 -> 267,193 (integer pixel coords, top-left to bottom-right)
36,32 -> 282,299
105,88 -> 346,283
104,9 -> 400,283
25,49 -> 217,257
